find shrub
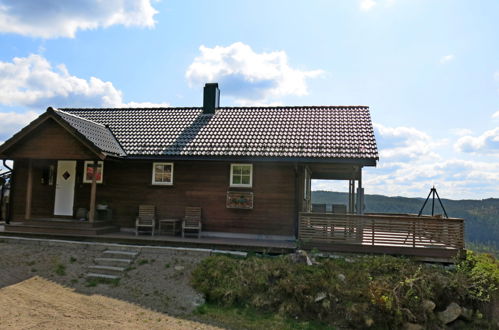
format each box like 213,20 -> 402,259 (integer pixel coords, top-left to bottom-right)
192,253 -> 499,329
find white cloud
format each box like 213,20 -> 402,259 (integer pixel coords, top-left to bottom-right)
312,123 -> 499,199
363,158 -> 499,199
0,54 -> 169,109
440,54 -> 454,64
359,0 -> 377,11
450,128 -> 473,136
0,110 -> 39,140
185,42 -> 324,104
123,101 -> 170,108
455,127 -> 499,154
493,111 -> 499,119
0,0 -> 158,38
373,123 -> 444,161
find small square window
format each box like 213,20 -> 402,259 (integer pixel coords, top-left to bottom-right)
230,164 -> 252,188
152,162 -> 173,185
83,161 -> 104,184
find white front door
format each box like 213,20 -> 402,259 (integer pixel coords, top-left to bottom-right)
54,160 -> 76,216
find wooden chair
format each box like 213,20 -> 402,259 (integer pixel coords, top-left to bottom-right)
311,203 -> 327,213
135,204 -> 156,236
332,204 -> 347,214
182,207 -> 202,238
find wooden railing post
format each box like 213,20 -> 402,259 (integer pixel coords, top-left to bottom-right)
412,220 -> 416,248
371,218 -> 375,246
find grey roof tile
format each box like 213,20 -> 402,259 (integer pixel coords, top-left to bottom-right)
58,106 -> 378,161
53,109 -> 126,157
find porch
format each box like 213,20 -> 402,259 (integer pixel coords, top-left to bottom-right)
299,212 -> 465,260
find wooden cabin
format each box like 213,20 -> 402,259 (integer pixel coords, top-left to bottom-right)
0,83 -> 465,259
0,83 -> 377,238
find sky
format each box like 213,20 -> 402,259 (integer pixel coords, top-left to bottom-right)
0,0 -> 498,200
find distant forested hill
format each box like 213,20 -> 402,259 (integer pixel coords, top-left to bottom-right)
312,191 -> 499,249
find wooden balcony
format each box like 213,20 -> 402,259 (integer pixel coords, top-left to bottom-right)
299,212 -> 465,260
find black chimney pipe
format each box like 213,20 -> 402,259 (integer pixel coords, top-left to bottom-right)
203,83 -> 220,114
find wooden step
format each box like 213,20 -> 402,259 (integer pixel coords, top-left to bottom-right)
4,224 -> 119,235
25,219 -> 111,228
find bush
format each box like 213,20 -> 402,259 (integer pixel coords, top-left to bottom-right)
191,253 -> 499,329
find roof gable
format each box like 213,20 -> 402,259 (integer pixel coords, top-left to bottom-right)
0,108 -> 125,159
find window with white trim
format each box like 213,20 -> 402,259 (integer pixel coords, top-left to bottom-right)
230,164 -> 253,188
152,162 -> 174,185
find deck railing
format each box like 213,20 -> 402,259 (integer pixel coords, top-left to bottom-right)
299,212 -> 465,250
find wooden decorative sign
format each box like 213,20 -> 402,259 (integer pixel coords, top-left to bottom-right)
226,191 -> 254,209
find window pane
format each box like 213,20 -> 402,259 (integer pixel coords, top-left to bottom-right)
241,167 -> 251,175
241,176 -> 250,184
164,172 -> 171,182
155,165 -> 164,174
233,175 -> 241,184
155,173 -> 163,182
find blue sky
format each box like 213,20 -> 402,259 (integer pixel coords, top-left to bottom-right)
0,0 -> 498,199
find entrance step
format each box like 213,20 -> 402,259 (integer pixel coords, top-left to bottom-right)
85,247 -> 140,283
85,273 -> 120,281
87,265 -> 126,276
103,250 -> 139,258
5,223 -> 119,235
94,257 -> 132,267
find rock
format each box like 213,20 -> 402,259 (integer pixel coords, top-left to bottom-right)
404,323 -> 424,330
314,292 -> 327,302
337,273 -> 346,282
192,294 -> 205,307
422,299 -> 436,312
364,318 -> 374,327
459,307 -> 473,321
290,250 -> 314,266
174,265 -> 185,271
438,302 -> 462,324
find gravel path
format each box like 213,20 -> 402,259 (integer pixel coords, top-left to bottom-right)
0,237 -> 221,329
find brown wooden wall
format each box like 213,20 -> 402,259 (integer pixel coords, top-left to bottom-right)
11,159 -> 297,236
3,119 -> 96,160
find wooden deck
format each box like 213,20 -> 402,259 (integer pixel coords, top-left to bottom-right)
299,212 -> 465,260
0,212 -> 466,261
0,221 -> 295,254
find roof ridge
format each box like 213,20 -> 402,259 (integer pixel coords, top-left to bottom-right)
60,105 -> 369,111
53,108 -> 107,127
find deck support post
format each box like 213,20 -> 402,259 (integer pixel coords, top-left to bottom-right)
348,180 -> 355,213
88,161 -> 97,223
24,159 -> 33,220
356,167 -> 364,215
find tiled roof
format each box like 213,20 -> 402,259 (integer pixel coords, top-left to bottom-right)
53,109 -> 126,157
59,106 -> 378,162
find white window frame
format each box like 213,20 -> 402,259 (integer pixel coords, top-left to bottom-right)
230,163 -> 253,188
83,161 -> 104,184
152,162 -> 174,185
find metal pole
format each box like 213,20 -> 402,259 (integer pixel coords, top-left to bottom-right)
434,189 -> 449,218
418,189 -> 433,216
431,187 -> 435,216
